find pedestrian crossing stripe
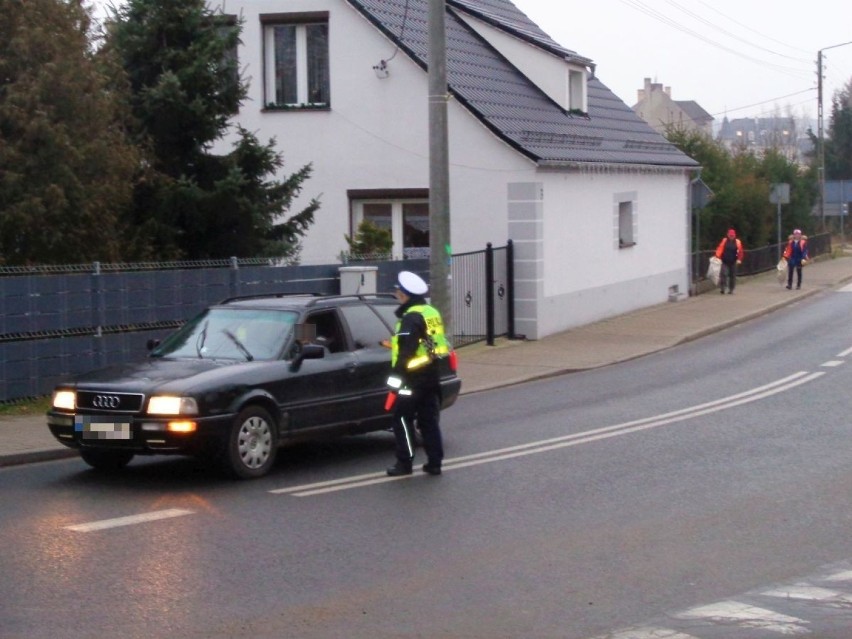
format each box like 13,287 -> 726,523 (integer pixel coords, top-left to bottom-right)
675,600 -> 809,634
590,628 -> 698,638
762,585 -> 852,605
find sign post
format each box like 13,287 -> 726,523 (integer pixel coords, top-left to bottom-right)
770,183 -> 790,260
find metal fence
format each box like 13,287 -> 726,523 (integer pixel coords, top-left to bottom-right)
451,241 -> 515,347
0,243 -> 515,403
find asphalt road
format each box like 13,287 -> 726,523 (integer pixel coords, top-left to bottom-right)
4,286 -> 852,638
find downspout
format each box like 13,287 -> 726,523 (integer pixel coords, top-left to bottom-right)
688,167 -> 702,296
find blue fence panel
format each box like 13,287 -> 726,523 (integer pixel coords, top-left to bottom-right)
0,252 -> 504,402
65,275 -> 94,330
0,278 -> 35,335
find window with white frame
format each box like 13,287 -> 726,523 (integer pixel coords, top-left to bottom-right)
351,194 -> 430,260
262,13 -> 329,109
614,193 -> 637,249
568,68 -> 586,112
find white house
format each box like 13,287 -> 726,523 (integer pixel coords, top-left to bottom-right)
211,0 -> 699,340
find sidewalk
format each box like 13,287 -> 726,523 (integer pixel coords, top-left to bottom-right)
4,254 -> 852,468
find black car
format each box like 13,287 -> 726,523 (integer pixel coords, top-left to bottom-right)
47,293 -> 461,478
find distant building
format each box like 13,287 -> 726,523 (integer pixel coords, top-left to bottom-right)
632,78 -> 714,136
717,116 -> 803,161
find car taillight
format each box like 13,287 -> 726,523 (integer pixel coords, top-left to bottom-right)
448,350 -> 458,372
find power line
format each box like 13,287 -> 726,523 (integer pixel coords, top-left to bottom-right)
617,0 -> 812,80
664,0 -> 810,63
692,0 -> 813,56
710,87 -> 816,117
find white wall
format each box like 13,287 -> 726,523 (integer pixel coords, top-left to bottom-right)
509,171 -> 690,340
537,170 -> 690,337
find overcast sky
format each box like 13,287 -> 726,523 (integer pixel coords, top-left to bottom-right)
90,0 -> 852,127
514,0 -> 852,125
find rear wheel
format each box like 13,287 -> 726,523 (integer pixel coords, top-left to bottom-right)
221,406 -> 278,479
79,448 -> 134,471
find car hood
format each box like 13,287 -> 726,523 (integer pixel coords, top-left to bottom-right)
66,358 -> 267,395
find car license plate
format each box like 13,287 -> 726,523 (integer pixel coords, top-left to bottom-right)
75,417 -> 132,440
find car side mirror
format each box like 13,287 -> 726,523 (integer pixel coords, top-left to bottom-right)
290,343 -> 325,372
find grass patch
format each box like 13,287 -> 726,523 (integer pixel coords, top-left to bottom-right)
0,396 -> 52,417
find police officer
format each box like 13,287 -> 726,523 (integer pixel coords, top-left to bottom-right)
386,271 -> 451,477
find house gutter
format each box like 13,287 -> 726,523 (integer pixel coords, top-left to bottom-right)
535,160 -> 698,173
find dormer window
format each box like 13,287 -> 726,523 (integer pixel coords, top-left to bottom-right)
454,11 -> 590,115
568,68 -> 586,113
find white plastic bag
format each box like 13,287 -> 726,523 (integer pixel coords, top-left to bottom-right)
707,256 -> 721,287
776,258 -> 787,284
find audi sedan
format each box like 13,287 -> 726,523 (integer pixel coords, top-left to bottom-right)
47,293 -> 461,479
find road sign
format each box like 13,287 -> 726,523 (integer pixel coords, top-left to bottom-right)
770,183 -> 790,204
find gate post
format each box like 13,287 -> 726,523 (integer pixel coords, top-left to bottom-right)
91,261 -> 105,368
506,239 -> 516,339
229,256 -> 240,298
486,242 -> 495,345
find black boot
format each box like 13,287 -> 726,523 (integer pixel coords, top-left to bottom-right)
386,461 -> 413,476
422,463 -> 442,476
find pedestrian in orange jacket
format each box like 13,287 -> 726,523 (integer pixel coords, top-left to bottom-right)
715,228 -> 744,294
782,229 -> 808,290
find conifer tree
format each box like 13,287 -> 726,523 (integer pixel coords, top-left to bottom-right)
103,0 -> 318,260
0,0 -> 139,265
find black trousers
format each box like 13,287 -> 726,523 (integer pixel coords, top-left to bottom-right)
392,387 -> 443,467
720,262 -> 737,292
787,262 -> 803,287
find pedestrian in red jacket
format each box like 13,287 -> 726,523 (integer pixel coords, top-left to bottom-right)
782,229 -> 809,290
715,228 -> 744,294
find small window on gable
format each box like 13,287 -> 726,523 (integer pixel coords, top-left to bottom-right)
262,13 -> 329,110
568,68 -> 586,113
615,194 -> 637,249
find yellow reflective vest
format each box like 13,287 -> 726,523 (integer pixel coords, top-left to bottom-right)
391,303 -> 450,371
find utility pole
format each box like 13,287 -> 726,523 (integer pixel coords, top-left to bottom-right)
817,40 -> 852,231
428,0 -> 452,337
818,49 -> 825,228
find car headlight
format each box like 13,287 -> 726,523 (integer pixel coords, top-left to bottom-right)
147,396 -> 199,416
52,390 -> 76,411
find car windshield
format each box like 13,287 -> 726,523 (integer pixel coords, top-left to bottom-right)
152,308 -> 299,361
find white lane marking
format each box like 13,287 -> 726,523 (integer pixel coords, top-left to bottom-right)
838,284 -> 852,293
589,627 -> 698,638
762,585 -> 852,604
274,372 -> 823,497
675,600 -> 809,634
824,570 -> 852,582
821,360 -> 844,367
65,508 -> 194,532
836,346 -> 852,358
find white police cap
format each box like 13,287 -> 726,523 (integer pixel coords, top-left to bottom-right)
396,271 -> 428,296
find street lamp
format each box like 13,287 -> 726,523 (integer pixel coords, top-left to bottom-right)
817,40 -> 852,231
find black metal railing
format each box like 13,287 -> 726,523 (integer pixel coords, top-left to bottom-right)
451,240 -> 515,347
692,233 -> 832,285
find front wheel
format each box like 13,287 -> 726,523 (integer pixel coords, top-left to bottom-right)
221,406 -> 278,479
79,448 -> 134,471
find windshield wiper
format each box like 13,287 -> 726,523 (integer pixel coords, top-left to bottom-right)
196,320 -> 209,359
223,329 -> 254,361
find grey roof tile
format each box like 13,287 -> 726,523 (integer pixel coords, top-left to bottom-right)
346,0 -> 698,168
